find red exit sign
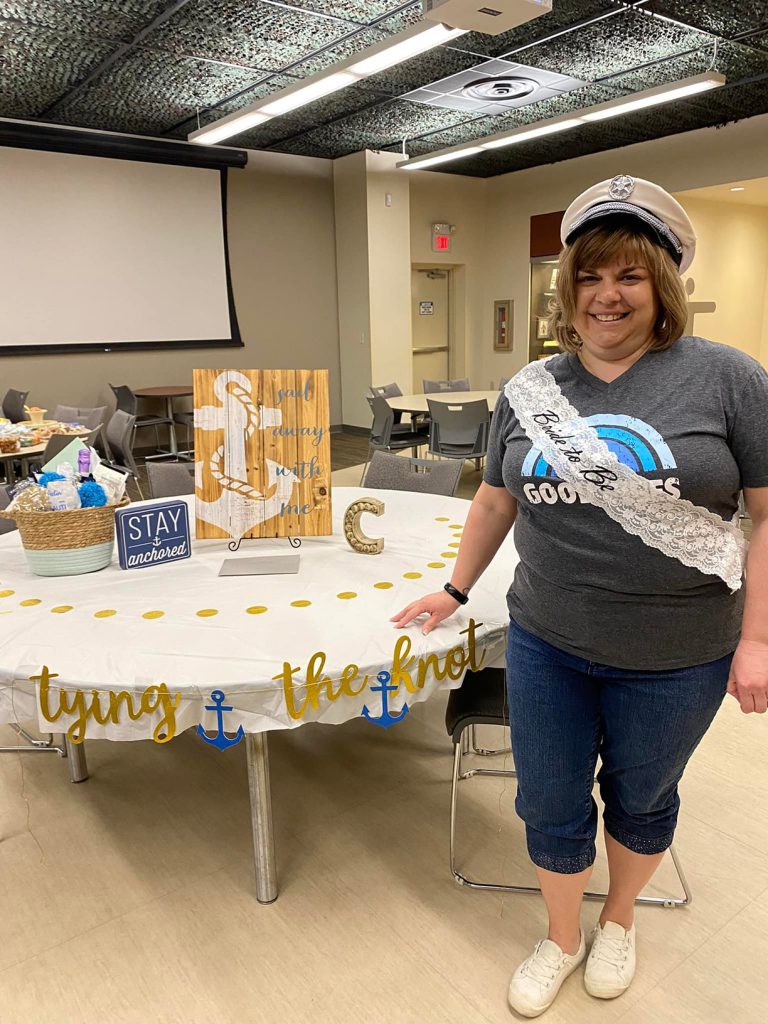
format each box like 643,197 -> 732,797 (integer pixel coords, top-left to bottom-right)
431,222 -> 452,253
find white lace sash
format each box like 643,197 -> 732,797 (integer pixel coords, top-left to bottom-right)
504,360 -> 747,592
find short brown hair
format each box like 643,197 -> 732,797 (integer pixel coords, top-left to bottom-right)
549,221 -> 689,353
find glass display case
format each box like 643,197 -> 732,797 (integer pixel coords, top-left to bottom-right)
528,256 -> 562,362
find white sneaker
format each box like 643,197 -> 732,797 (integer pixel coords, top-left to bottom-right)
584,921 -> 636,999
508,932 -> 586,1018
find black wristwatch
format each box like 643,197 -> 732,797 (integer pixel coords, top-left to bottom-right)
444,582 -> 469,605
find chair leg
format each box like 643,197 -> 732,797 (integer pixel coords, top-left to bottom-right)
359,445 -> 373,485
449,728 -> 692,906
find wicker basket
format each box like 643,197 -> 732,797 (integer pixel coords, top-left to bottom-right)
0,496 -> 130,576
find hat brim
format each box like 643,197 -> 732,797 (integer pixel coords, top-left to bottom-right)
564,201 -> 684,266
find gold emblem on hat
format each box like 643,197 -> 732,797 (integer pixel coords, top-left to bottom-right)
609,174 -> 635,199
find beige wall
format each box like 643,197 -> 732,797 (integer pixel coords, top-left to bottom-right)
408,112 -> 768,387
333,151 -> 372,427
675,196 -> 768,360
0,148 -> 342,424
366,151 -> 412,407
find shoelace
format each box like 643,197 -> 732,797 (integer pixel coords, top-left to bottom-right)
523,943 -> 566,986
593,933 -> 630,968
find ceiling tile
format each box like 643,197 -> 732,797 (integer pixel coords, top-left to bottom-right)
1,0 -> 767,176
0,1 -> 172,40
145,0 -> 354,70
0,21 -> 113,117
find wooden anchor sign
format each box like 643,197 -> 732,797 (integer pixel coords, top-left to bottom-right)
193,369 -> 332,544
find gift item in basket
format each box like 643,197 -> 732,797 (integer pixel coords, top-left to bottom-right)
0,497 -> 130,576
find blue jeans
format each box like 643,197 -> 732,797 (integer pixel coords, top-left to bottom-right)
506,617 -> 731,874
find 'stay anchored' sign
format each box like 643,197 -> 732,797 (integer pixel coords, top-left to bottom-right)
116,500 -> 191,570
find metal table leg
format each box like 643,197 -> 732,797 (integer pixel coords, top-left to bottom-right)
166,397 -> 179,457
245,733 -> 278,904
64,737 -> 89,783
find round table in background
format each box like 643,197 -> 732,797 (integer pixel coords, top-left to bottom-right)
0,487 -> 516,903
387,390 -> 501,415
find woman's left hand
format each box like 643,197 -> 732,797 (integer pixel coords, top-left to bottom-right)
727,638 -> 768,714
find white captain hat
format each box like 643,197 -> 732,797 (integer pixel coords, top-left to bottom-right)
560,174 -> 696,274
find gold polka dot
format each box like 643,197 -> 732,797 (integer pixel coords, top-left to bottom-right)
374,582 -> 393,590
434,517 -> 450,522
246,606 -> 268,615
427,562 -> 445,569
94,609 -> 116,618
337,592 -> 357,600
0,590 -> 15,598
403,572 -> 422,580
448,542 -> 460,548
452,532 -> 463,538
143,611 -> 165,620
442,552 -> 457,558
196,609 -> 218,617
20,599 -> 42,607
51,605 -> 73,614
449,523 -> 463,529
291,600 -> 311,608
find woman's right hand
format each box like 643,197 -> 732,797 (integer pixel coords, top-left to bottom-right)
390,590 -> 464,635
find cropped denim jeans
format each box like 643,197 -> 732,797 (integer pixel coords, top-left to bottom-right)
506,617 -> 731,874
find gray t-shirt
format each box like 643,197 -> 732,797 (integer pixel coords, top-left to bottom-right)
484,337 -> 768,669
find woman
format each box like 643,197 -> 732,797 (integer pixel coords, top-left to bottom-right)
392,175 -> 768,1018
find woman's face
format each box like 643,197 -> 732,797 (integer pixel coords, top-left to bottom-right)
572,257 -> 658,361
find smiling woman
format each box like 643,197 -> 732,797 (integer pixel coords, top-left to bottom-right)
393,173 -> 768,1018
550,221 -> 689,363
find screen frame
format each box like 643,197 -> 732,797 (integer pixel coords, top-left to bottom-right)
0,121 -> 246,357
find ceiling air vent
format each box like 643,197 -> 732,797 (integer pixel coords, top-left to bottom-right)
422,0 -> 552,35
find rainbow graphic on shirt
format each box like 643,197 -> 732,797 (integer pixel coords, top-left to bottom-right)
521,414 -> 677,477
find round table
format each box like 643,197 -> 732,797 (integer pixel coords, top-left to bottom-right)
134,386 -> 193,457
0,487 -> 516,901
387,390 -> 501,415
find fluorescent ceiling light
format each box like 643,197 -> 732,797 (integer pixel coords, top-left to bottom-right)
191,23 -> 467,145
193,111 -> 272,146
401,146 -> 483,170
482,118 -> 582,150
730,186 -> 745,192
260,71 -> 360,116
349,24 -> 467,77
399,72 -> 726,171
580,73 -> 725,122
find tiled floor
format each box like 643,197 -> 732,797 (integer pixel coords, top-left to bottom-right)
0,434 -> 763,1022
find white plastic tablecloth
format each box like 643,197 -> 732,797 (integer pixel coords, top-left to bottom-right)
0,488 -> 517,742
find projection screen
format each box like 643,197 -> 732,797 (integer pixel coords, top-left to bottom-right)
0,146 -> 241,352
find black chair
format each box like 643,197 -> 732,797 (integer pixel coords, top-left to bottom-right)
173,411 -> 194,458
2,389 -> 30,423
101,410 -> 144,499
423,378 -> 470,394
426,398 -> 489,470
446,668 -> 691,906
146,462 -> 195,499
363,451 -> 462,496
109,384 -> 172,456
360,395 -> 428,484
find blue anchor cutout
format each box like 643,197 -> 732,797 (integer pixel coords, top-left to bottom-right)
197,690 -> 245,750
361,671 -> 409,729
